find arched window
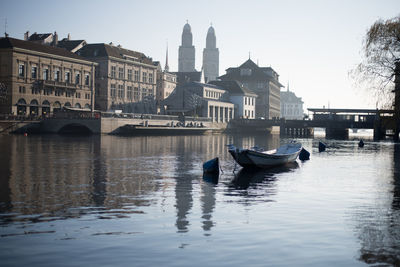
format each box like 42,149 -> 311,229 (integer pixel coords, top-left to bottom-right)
17,98 -> 27,115
74,103 -> 81,108
64,102 -> 71,107
42,100 -> 50,115
84,104 -> 90,110
29,99 -> 39,115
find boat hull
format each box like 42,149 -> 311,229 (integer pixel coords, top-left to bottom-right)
229,143 -> 302,169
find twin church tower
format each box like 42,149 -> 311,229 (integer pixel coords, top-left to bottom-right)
178,22 -> 219,82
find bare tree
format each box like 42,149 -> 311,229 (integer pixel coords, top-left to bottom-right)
353,15 -> 400,108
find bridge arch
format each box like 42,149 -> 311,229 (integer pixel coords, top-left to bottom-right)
58,123 -> 93,135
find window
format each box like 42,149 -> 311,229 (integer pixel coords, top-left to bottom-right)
149,73 -> 153,83
19,86 -> 26,93
127,86 -> 133,100
76,92 -> 81,98
85,93 -> 91,100
142,72 -> 147,83
134,70 -> 139,81
18,64 -> 25,77
245,97 -> 247,105
65,71 -> 71,83
31,66 -> 37,79
54,69 -> 60,81
75,72 -> 80,85
111,66 -> 116,78
240,68 -> 252,76
43,68 -> 49,80
134,87 -> 139,101
118,84 -> 124,99
128,69 -> 132,81
110,84 -> 116,98
119,68 -> 124,79
85,74 -> 90,86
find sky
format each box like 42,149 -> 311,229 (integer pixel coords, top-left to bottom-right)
1,0 -> 399,111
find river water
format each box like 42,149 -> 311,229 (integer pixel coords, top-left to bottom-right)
0,133 -> 399,266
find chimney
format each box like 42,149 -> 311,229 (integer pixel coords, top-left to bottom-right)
53,31 -> 58,46
24,31 -> 29,40
67,33 -> 71,40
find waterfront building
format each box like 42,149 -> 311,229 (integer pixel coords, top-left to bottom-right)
202,25 -> 219,83
209,80 -> 257,119
219,59 -> 282,119
162,81 -> 234,122
77,43 -> 157,112
280,84 -> 304,120
178,22 -> 196,72
0,37 -> 96,115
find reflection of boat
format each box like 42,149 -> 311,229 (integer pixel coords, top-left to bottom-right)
202,172 -> 219,184
228,143 -> 302,168
203,157 -> 219,175
231,162 -> 299,189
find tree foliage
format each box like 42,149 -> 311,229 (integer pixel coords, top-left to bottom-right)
354,15 -> 400,108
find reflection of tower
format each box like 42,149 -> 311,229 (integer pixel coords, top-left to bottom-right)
178,21 -> 195,72
203,24 -> 219,82
91,137 -> 107,206
201,181 -> 216,233
174,137 -> 194,232
0,136 -> 12,212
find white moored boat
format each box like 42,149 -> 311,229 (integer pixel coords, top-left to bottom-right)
228,143 -> 302,168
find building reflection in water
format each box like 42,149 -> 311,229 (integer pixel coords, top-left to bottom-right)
0,133 -> 280,236
357,144 -> 400,266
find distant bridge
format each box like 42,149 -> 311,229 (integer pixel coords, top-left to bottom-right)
229,108 -> 396,139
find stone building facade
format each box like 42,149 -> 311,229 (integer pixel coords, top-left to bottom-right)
0,37 -> 96,116
219,59 -> 282,119
77,43 -> 157,112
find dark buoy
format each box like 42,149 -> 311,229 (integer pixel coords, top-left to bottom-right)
318,141 -> 326,152
299,148 -> 310,161
358,139 -> 364,148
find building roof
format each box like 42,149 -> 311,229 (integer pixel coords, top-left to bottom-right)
208,80 -> 257,96
0,37 -> 92,61
57,39 -> 86,51
219,59 -> 283,87
28,33 -> 52,41
280,90 -> 303,104
77,43 -> 155,65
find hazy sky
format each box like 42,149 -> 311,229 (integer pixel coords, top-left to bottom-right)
1,0 -> 399,110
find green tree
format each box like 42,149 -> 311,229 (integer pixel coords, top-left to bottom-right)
354,15 -> 400,108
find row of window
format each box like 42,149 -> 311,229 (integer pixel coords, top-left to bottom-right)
19,85 -> 90,99
244,109 -> 254,118
205,89 -> 223,99
18,63 -> 91,86
244,96 -> 255,106
110,66 -> 154,83
110,84 -> 153,100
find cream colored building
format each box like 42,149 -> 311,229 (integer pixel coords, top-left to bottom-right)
0,37 -> 96,115
77,43 -> 157,111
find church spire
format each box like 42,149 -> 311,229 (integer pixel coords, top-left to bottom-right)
165,43 -> 169,72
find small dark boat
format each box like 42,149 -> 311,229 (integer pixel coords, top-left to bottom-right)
203,157 -> 219,175
318,141 -> 326,152
299,148 -> 310,160
358,139 -> 364,148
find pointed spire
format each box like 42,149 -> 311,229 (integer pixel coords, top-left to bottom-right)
164,42 -> 169,72
200,66 -> 205,83
287,81 -> 290,92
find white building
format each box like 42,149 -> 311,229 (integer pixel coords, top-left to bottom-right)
162,81 -> 234,122
209,80 -> 257,119
280,86 -> 304,120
